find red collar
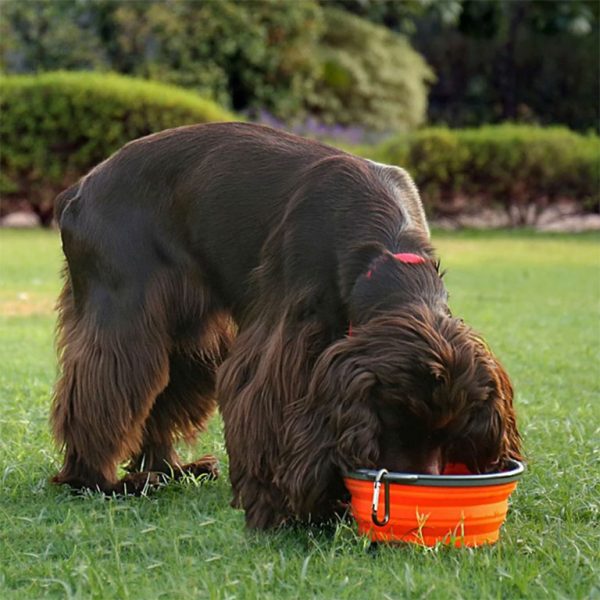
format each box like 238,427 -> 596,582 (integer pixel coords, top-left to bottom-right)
365,252 -> 426,279
392,252 -> 427,264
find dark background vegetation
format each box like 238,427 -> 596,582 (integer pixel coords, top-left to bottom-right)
0,0 -> 598,225
2,0 -> 597,131
335,0 -> 599,132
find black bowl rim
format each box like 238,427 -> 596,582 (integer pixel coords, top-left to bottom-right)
344,459 -> 525,487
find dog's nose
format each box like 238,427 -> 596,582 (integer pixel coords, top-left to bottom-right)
378,445 -> 443,474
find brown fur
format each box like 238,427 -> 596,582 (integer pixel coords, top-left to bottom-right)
51,122 -> 521,527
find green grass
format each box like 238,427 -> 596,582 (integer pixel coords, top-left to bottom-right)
1,229 -> 599,599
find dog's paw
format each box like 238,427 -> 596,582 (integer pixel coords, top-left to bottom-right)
177,454 -> 220,481
115,471 -> 165,496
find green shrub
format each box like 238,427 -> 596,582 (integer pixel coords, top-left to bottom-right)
0,0 -> 323,123
306,8 -> 433,131
0,3 -> 433,132
0,71 -> 234,221
107,0 -> 323,119
372,125 -> 600,223
2,73 -> 597,229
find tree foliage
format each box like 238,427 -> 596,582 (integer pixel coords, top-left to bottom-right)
0,0 -> 431,131
415,0 -> 599,131
325,0 -> 599,132
107,0 -> 323,118
0,0 -> 323,120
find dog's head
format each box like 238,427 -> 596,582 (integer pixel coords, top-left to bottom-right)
337,308 -> 521,476
280,277 -> 521,519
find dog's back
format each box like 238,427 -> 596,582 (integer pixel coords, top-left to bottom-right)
57,122 -> 427,311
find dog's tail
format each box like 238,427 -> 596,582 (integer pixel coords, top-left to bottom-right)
54,181 -> 81,227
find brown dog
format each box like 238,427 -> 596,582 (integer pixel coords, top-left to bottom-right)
51,122 -> 521,528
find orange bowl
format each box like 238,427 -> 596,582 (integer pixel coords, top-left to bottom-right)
344,460 -> 524,547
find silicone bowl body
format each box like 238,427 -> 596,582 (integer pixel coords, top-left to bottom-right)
344,460 -> 524,546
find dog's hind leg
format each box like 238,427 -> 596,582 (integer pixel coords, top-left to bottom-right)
126,313 -> 233,482
51,275 -> 171,495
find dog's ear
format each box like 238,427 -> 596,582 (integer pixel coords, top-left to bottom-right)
318,352 -> 381,470
450,339 -> 522,472
276,337 -> 380,519
489,353 -> 522,464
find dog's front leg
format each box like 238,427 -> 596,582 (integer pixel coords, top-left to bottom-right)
217,317 -> 327,529
228,455 -> 291,529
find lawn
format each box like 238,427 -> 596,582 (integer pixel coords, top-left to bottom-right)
0,228 -> 598,599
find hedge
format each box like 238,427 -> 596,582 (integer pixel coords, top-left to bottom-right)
1,72 -> 598,227
306,7 -> 432,131
371,125 -> 600,224
0,71 -> 234,223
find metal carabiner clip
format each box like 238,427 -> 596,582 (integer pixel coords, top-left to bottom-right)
371,468 -> 390,527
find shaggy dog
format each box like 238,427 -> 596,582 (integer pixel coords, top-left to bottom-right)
51,122 -> 521,529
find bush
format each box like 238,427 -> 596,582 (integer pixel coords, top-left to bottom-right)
107,0 -> 323,119
0,71 -> 234,223
0,0 -> 323,123
2,74 -> 596,229
306,8 -> 433,131
1,3 -> 431,133
372,125 -> 600,224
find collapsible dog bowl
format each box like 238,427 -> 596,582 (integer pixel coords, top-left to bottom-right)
344,460 -> 524,547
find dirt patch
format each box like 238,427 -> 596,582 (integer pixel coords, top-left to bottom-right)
0,295 -> 55,317
0,211 -> 41,228
3,203 -> 598,234
432,201 -> 600,232
536,213 -> 600,233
